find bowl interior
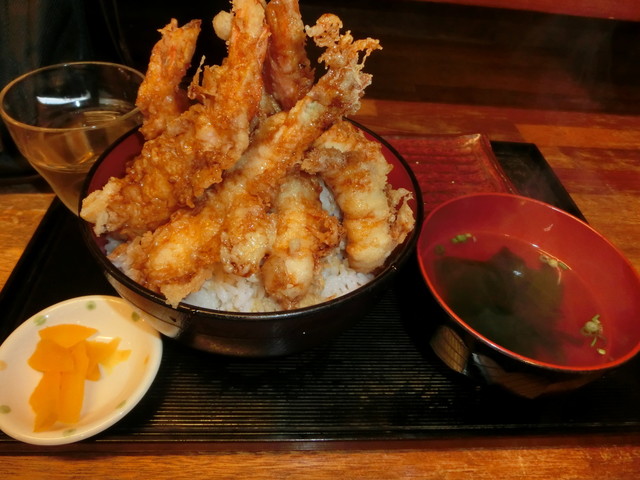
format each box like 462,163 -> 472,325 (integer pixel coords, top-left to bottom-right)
418,193 -> 640,372
81,123 -> 423,320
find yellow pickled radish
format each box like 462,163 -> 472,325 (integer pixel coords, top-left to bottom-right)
101,347 -> 131,374
28,338 -> 74,372
29,370 -> 62,433
28,324 -> 130,431
85,338 -> 123,380
58,341 -> 90,424
38,324 -> 98,349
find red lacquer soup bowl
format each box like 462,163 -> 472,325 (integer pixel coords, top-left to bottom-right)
417,193 -> 640,397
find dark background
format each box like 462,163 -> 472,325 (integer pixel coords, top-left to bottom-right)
3,0 -> 640,114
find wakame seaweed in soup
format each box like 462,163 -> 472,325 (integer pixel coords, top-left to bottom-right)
428,233 -> 610,367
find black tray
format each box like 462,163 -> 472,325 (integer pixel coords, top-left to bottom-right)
2,139 -> 640,454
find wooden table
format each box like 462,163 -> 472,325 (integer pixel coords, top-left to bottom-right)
417,0 -> 640,21
2,98 -> 640,478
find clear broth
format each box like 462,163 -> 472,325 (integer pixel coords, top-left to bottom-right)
425,232 -> 610,367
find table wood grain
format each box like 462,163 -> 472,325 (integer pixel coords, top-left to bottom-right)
3,442 -> 640,479
416,0 -> 640,21
2,98 -> 640,477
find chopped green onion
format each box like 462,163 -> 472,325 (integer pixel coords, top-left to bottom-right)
451,233 -> 473,244
581,314 -> 606,354
539,254 -> 569,270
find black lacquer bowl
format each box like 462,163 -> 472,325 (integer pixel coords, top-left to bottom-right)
79,123 -> 423,357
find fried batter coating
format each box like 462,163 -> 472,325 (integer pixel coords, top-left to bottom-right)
264,0 -> 314,110
136,18 -> 201,141
262,172 -> 341,308
212,10 -> 232,41
81,0 -> 268,239
218,14 -> 380,276
110,13 -> 381,307
110,191 -> 226,306
302,120 -> 415,273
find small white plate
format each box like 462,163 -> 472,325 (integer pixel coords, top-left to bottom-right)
0,295 -> 162,445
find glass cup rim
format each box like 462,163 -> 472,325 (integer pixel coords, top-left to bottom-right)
0,61 -> 144,133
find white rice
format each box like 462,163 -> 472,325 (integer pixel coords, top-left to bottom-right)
182,251 -> 373,312
106,181 -> 374,312
184,270 -> 278,312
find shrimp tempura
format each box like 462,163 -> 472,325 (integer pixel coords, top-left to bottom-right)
264,0 -> 314,110
81,0 -> 269,239
136,18 -> 201,141
262,172 -> 341,308
302,120 -> 414,273
110,14 -> 381,307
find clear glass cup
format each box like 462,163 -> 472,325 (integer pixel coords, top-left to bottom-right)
0,61 -> 144,213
